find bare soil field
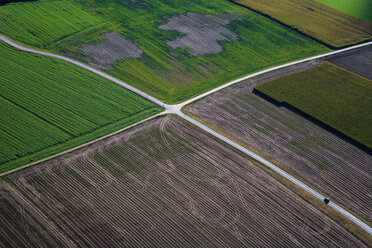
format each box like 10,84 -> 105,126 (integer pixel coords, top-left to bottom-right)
159,12 -> 238,56
185,61 -> 372,224
0,181 -> 74,247
80,32 -> 143,69
325,44 -> 372,80
8,116 -> 366,247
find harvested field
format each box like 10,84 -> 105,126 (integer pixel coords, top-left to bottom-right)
231,0 -> 372,48
0,181 -> 74,247
81,32 -> 143,69
159,12 -> 238,56
185,61 -> 372,223
9,115 -> 366,247
326,44 -> 372,80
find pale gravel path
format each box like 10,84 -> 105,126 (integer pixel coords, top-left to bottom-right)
1,33 -> 371,235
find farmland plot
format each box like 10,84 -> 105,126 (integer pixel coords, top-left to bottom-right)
325,44 -> 372,80
0,0 -> 105,47
254,62 -> 372,150
185,61 -> 372,223
2,0 -> 329,103
232,0 -> 372,48
0,42 -> 162,173
9,116 -> 366,247
0,181 -> 75,247
316,0 -> 372,23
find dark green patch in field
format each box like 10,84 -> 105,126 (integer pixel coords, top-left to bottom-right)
255,62 -> 372,150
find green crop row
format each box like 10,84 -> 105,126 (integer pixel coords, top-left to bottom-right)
68,0 -> 330,103
0,0 -> 105,47
0,42 -> 162,173
1,0 -> 330,103
255,62 -> 372,149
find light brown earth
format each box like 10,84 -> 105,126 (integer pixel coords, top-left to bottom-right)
0,181 -> 75,248
9,115 -> 366,247
185,60 -> 372,223
159,13 -> 238,56
80,32 -> 143,69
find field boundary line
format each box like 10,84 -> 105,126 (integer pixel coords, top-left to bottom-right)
1,33 -> 371,235
0,112 -> 166,177
176,41 -> 372,108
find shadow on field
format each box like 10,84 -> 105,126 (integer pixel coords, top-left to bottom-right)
1,0 -> 38,5
253,88 -> 372,156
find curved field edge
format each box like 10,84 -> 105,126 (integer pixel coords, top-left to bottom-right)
0,0 -> 331,104
0,40 -> 163,174
0,108 -> 162,174
182,110 -> 372,245
230,0 -> 372,48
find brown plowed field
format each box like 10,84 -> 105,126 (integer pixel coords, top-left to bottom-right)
185,61 -> 372,223
9,116 -> 366,247
325,44 -> 372,80
0,181 -> 75,247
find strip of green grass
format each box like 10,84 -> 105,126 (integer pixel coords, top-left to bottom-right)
316,0 -> 372,23
232,0 -> 372,48
1,0 -> 330,103
255,62 -> 372,149
0,0 -> 105,47
0,42 -> 162,173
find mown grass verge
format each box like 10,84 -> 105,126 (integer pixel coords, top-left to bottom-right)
254,62 -> 372,150
0,42 -> 162,173
231,0 -> 372,48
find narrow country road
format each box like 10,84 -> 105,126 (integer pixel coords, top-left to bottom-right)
1,34 -> 371,235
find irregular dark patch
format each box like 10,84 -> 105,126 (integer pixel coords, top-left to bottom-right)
159,12 -> 239,56
80,32 -> 143,69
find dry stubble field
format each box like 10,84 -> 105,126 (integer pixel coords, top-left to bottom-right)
0,181 -> 75,247
185,59 -> 372,224
5,115 -> 366,247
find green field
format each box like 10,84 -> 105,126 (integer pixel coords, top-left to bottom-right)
0,0 -> 105,47
232,0 -> 372,48
316,0 -> 372,23
1,0 -> 330,103
255,62 -> 372,149
0,42 -> 162,174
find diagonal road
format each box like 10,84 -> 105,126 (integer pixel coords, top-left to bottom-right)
1,34 -> 371,235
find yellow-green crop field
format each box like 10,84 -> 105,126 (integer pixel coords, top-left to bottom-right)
232,0 -> 372,48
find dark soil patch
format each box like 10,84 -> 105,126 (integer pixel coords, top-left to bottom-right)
159,12 -> 239,56
80,32 -> 143,69
325,44 -> 372,80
